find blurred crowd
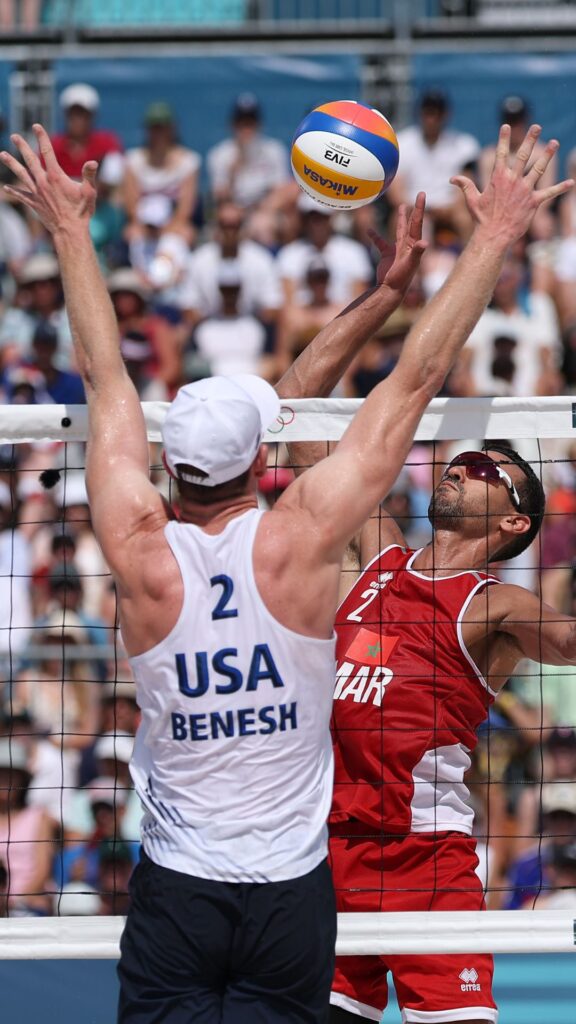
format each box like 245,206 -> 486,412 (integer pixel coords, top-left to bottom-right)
0,83 -> 575,916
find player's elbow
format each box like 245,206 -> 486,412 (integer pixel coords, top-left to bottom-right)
559,623 -> 576,664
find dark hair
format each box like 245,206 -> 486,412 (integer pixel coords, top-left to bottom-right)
482,442 -> 545,561
175,467 -> 251,507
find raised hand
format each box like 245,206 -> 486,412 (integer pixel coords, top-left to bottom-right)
451,123 -> 573,245
0,123 -> 97,235
369,192 -> 427,294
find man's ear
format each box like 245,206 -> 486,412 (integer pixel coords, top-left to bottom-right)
499,512 -> 531,541
253,444 -> 269,479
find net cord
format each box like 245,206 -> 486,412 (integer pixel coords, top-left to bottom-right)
0,911 -> 573,958
0,395 -> 575,444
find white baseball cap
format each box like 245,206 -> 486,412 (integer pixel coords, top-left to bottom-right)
162,374 -> 280,487
60,83 -> 100,112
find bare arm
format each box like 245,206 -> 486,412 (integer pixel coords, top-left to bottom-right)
275,194 -> 427,403
493,585 -> 576,666
167,164 -> 198,234
1,126 -> 167,586
277,125 -> 573,563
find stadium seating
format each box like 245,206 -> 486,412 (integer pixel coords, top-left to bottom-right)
42,0 -> 246,27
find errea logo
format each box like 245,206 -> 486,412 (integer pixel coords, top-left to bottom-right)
459,967 -> 481,992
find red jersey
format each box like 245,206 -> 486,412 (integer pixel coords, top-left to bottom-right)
331,544 -> 500,836
50,131 -> 122,180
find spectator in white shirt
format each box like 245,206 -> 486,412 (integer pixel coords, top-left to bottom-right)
186,262 -> 273,381
386,88 -> 480,242
276,193 -> 373,307
0,481 -> 31,664
207,92 -> 290,212
124,102 -> 201,246
175,202 -> 282,327
454,253 -> 562,397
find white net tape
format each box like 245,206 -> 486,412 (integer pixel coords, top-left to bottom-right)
0,395 -> 574,444
0,910 -> 573,958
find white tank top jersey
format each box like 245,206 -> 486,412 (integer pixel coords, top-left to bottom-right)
129,508 -> 336,883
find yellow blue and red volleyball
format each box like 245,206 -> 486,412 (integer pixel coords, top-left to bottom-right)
291,99 -> 399,211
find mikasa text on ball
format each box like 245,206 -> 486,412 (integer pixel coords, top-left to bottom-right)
291,99 -> 399,211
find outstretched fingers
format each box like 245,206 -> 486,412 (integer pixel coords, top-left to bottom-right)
3,184 -> 36,206
10,132 -> 43,182
493,123 -> 512,171
511,124 -> 542,176
0,148 -> 36,192
407,191 -> 426,242
32,123 -> 60,173
525,137 -> 559,188
533,177 -> 575,207
394,203 -> 408,248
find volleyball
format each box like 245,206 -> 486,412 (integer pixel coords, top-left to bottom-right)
291,99 -> 399,211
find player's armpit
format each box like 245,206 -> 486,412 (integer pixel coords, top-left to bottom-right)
359,509 -> 407,568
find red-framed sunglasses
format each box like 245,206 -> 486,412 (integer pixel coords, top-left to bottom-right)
442,451 -> 522,510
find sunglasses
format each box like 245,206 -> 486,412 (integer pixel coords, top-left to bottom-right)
442,451 -> 522,510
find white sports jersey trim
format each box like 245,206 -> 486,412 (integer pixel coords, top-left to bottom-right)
362,542 -> 404,573
330,991 -> 381,1021
406,548 -> 493,582
402,1007 -> 498,1023
456,578 -> 501,698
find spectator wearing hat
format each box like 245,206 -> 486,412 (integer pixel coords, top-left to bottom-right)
58,773 -> 138,893
175,201 -> 282,329
127,193 -> 189,298
89,152 -> 127,273
50,84 -> 122,183
0,737 -> 53,915
0,252 -> 74,368
23,321 -> 85,404
64,731 -> 140,848
479,96 -> 557,244
207,93 -> 290,217
14,608 -> 99,789
54,472 -> 109,620
535,840 -> 576,909
386,88 -> 481,242
276,193 -> 373,308
0,480 -> 32,664
107,267 -> 181,399
185,261 -> 273,381
99,678 -> 139,738
503,778 -> 576,909
514,727 -> 576,858
123,102 -> 201,246
28,559 -> 109,681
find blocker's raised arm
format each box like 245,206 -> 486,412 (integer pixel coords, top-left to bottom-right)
0,125 -> 167,578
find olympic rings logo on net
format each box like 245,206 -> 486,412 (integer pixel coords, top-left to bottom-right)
268,406 -> 296,434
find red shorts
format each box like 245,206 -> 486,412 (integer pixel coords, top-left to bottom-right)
329,830 -> 498,1023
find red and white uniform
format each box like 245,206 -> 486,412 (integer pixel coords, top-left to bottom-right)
330,545 -> 500,1023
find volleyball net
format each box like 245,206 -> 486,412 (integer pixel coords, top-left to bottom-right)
0,396 -> 574,956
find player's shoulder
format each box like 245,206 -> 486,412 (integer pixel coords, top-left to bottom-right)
467,579 -> 533,617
